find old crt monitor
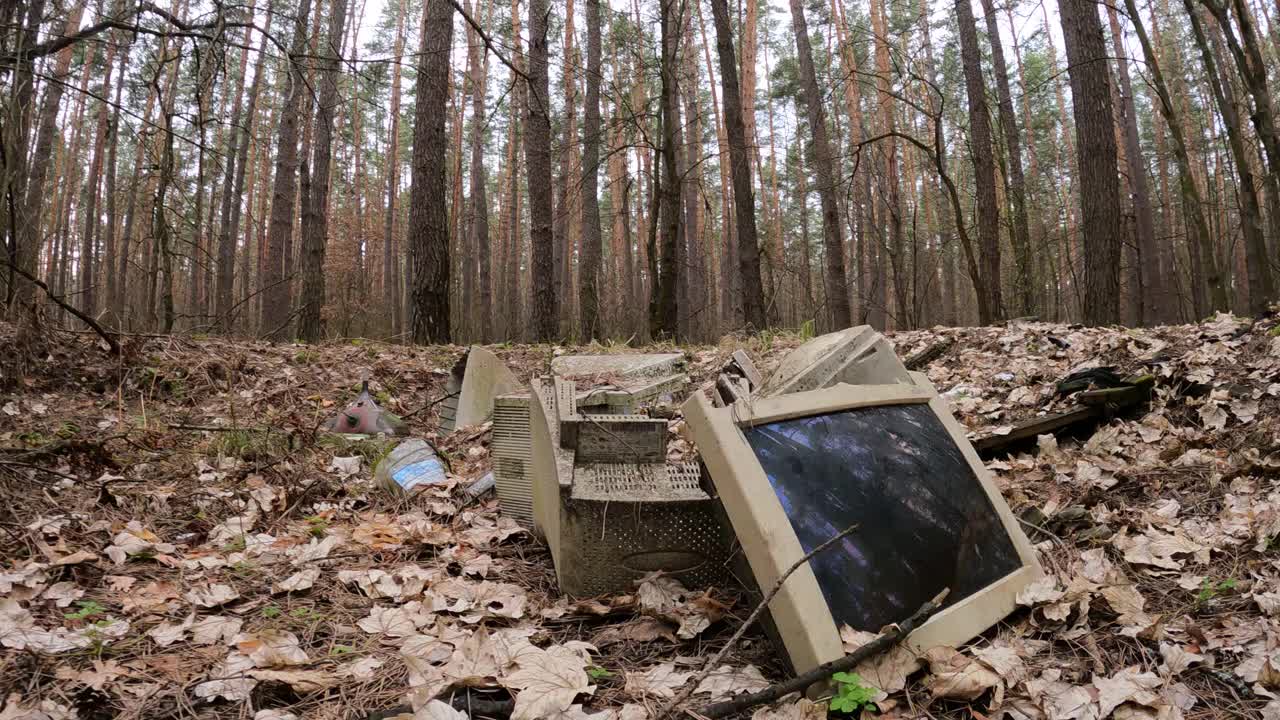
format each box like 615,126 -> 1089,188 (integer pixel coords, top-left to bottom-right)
683,380 -> 1041,674
761,326 -> 910,396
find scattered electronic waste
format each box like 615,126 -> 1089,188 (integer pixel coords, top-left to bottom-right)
325,374 -> 407,437
760,326 -> 912,397
714,349 -> 763,406
439,346 -> 522,433
491,353 -> 692,530
527,375 -> 731,597
684,375 -> 1042,675
972,370 -> 1155,456
551,352 -> 689,413
374,438 -> 448,495
470,341 -> 1038,673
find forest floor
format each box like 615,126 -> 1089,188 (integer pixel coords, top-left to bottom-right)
1,312 -> 1279,720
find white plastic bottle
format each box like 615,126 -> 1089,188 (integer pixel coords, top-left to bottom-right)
374,439 -> 448,495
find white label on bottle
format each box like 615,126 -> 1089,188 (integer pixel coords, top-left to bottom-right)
391,457 -> 447,492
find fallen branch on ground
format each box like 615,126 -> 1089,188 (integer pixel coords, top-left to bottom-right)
699,587 -> 951,718
904,337 -> 954,370
655,523 -> 860,720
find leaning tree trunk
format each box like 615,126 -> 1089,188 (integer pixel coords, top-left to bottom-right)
16,5 -> 84,311
526,0 -> 557,340
788,0 -> 851,330
709,0 -> 766,331
297,0 -> 348,343
954,0 -> 1000,325
1198,0 -> 1277,313
1105,2 -> 1164,324
407,0 -> 454,344
216,0 -> 272,331
1125,0 -> 1221,319
1060,0 -> 1124,325
1186,3 -> 1269,315
979,0 -> 1034,317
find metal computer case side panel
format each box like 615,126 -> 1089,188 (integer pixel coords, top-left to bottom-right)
491,393 -> 534,525
528,378 -> 566,577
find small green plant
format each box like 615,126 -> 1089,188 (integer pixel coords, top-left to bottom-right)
799,319 -> 816,341
1268,325 -> 1280,337
17,431 -> 47,446
293,350 -> 317,364
261,605 -> 283,619
56,421 -> 80,439
586,666 -> 614,681
305,515 -> 330,538
290,607 -> 323,621
221,535 -> 248,554
64,600 -> 107,621
329,644 -> 354,656
1196,577 -> 1239,605
829,672 -> 878,714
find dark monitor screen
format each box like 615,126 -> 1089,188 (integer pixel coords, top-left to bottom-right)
742,403 -> 1022,632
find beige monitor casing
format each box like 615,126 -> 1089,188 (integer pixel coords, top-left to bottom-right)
440,346 -> 523,432
683,378 -> 1042,675
761,326 -> 911,396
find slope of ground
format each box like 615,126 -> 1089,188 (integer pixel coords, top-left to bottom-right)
0,313 -> 1277,720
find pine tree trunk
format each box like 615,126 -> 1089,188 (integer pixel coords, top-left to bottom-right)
709,0 -> 766,331
651,0 -> 681,340
1060,0 -> 1124,325
407,0 -> 454,344
980,0 -> 1034,317
1198,0 -> 1277,312
16,5 -> 84,310
79,36 -> 119,320
298,0 -> 348,342
525,0 -> 556,340
1104,3 -> 1163,325
789,0 -> 850,329
463,0 -> 493,342
954,0 -> 1000,324
261,0 -> 313,338
216,0 -> 268,331
4,0 -> 46,308
102,35 -> 130,327
579,0 -> 604,339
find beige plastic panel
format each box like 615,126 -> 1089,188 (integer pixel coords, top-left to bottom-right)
443,346 -> 523,432
761,326 -> 911,397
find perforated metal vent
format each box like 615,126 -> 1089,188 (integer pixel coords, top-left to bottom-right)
492,394 -> 533,525
572,462 -> 705,501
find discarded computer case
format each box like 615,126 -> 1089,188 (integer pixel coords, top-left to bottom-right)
526,375 -> 732,596
491,353 -> 691,531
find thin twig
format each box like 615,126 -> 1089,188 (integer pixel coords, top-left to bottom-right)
699,588 -> 951,718
655,523 -> 860,719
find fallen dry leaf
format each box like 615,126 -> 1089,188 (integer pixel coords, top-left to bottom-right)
623,663 -> 692,698
504,644 -> 594,720
692,665 -> 769,699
